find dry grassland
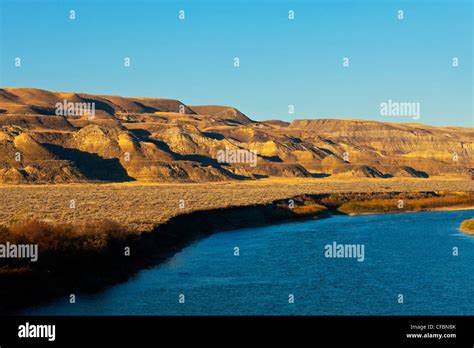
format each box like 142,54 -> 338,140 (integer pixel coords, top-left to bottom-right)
1,177 -> 472,232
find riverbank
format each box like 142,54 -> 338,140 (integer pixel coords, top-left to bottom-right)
336,194 -> 473,215
1,196 -> 330,313
22,209 -> 474,316
1,190 -> 473,313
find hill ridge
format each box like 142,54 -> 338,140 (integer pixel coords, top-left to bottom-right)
0,87 -> 472,184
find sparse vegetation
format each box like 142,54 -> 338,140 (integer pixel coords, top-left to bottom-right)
291,203 -> 328,217
460,219 -> 474,234
337,193 -> 473,215
1,179 -> 472,232
0,219 -> 131,271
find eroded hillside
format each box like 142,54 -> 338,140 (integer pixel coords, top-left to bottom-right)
0,88 -> 472,184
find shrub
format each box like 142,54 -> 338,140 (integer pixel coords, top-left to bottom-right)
460,219 -> 474,234
0,219 -> 130,270
292,204 -> 328,216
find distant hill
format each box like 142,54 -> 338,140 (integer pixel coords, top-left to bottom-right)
0,87 -> 472,184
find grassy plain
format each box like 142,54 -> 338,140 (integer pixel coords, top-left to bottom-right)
1,177 -> 472,232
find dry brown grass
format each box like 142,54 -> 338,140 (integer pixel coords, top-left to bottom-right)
291,203 -> 328,216
1,219 -> 128,250
0,177 -> 472,232
337,193 -> 473,214
460,219 -> 474,234
0,219 -> 131,272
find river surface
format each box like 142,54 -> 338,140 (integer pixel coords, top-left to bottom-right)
22,210 -> 474,315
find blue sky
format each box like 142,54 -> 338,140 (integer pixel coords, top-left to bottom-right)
1,0 -> 472,126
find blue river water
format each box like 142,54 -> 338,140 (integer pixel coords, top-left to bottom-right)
22,210 -> 474,315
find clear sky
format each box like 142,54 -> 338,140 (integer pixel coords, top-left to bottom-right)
1,0 -> 472,127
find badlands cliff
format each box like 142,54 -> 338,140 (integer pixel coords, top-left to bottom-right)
0,88 -> 472,184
